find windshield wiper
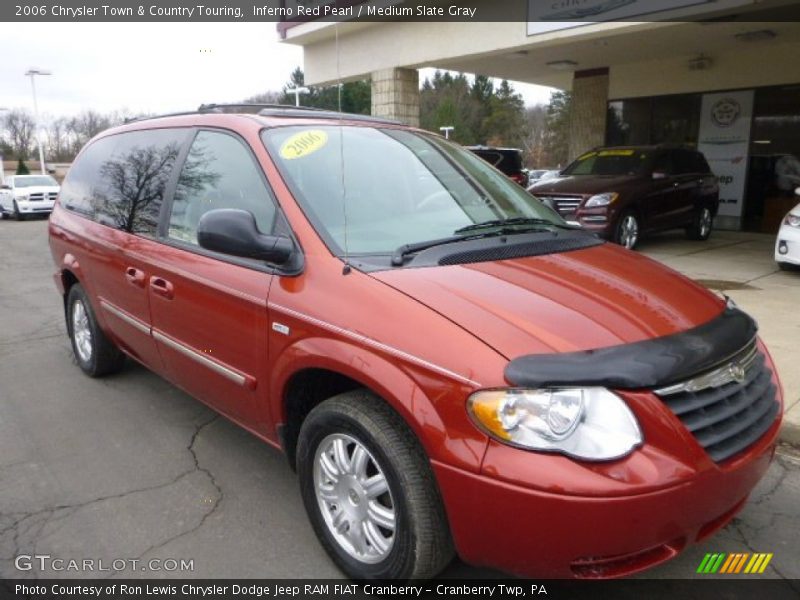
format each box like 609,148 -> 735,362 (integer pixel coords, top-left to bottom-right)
391,232 -> 508,266
454,217 -> 572,234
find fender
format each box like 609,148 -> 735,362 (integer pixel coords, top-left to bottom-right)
55,253 -> 83,296
269,336 -> 487,473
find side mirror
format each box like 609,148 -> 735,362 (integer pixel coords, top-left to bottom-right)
0,184 -> 10,190
652,171 -> 667,180
197,208 -> 293,265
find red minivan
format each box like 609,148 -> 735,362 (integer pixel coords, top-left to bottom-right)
49,106 -> 782,580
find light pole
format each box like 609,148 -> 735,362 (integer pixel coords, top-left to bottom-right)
0,107 -> 7,184
25,68 -> 52,175
439,126 -> 454,140
286,86 -> 309,107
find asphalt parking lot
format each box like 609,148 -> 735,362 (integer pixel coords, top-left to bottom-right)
1,218 -> 799,582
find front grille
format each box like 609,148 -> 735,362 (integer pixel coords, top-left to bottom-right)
655,342 -> 778,463
536,195 -> 583,216
29,193 -> 44,201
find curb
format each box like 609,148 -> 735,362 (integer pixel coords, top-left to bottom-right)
778,419 -> 800,446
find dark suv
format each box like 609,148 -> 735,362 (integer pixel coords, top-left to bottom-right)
466,146 -> 527,186
527,146 -> 719,248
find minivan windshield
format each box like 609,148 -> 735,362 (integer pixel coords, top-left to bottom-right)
561,149 -> 649,177
262,126 -> 564,256
13,175 -> 58,188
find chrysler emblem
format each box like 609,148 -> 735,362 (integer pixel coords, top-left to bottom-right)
729,362 -> 746,384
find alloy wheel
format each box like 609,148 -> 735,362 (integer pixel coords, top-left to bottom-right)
313,433 -> 396,564
619,214 -> 639,249
71,300 -> 93,363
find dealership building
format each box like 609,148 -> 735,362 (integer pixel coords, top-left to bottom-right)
281,0 -> 800,232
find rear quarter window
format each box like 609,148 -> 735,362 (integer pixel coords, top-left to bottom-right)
60,128 -> 188,235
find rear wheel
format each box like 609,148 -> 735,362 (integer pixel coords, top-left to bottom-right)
66,284 -> 126,377
614,211 -> 640,249
297,390 -> 454,579
687,206 -> 713,241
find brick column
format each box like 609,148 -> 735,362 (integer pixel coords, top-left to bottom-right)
569,68 -> 610,161
371,68 -> 420,127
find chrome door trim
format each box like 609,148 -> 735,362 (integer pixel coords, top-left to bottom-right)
151,329 -> 252,389
100,299 -> 151,335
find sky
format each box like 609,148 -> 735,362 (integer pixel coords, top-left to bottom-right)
0,23 -> 555,121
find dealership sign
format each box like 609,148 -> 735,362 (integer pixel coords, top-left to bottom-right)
527,0 -> 755,36
697,90 -> 754,219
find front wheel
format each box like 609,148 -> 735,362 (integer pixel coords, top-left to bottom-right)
614,211 -> 640,249
296,390 -> 454,580
13,201 -> 24,221
687,206 -> 713,241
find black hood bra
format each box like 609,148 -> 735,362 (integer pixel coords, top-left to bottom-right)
505,306 -> 757,390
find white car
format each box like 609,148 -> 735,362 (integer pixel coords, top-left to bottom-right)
775,188 -> 800,270
0,174 -> 60,220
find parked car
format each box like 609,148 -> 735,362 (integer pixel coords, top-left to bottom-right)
527,168 -> 560,187
49,107 -> 781,580
466,145 -> 527,186
527,145 -> 719,249
0,174 -> 60,220
775,187 -> 800,270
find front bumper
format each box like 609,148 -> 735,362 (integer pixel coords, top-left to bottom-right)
434,391 -> 781,578
775,223 -> 800,266
16,200 -> 56,214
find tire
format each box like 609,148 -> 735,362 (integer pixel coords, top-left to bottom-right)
13,201 -> 24,221
687,206 -> 713,241
778,262 -> 798,272
296,390 -> 454,580
66,284 -> 126,377
614,211 -> 640,250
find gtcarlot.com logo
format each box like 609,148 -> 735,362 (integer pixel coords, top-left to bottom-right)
697,552 -> 773,574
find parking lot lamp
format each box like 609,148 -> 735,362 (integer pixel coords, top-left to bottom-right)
24,68 -> 51,175
439,126 -> 454,139
287,86 -> 309,107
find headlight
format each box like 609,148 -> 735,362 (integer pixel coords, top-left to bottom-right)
785,213 -> 800,228
584,192 -> 618,208
16,194 -> 30,202
468,387 -> 642,461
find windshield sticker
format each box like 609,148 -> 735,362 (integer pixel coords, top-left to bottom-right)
598,149 -> 635,157
280,130 -> 329,160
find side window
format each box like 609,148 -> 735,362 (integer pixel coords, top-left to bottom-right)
167,130 -> 276,245
60,136 -> 117,219
673,150 -> 697,175
693,152 -> 712,174
60,129 -> 186,235
651,152 -> 675,176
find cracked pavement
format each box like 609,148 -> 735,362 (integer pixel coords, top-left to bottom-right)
1,219 -> 798,581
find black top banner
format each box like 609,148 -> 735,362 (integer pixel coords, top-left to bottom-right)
4,0 -> 799,23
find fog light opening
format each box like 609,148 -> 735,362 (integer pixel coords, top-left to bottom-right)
778,241 -> 788,255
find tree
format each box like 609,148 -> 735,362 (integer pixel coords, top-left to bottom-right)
543,90 -> 572,168
520,104 -> 549,168
482,79 -> 525,147
3,109 -> 36,160
16,158 -> 30,175
420,71 -> 482,144
276,67 -> 371,114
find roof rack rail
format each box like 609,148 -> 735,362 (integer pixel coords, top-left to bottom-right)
258,106 -> 400,124
122,103 -> 401,125
197,103 -> 325,113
